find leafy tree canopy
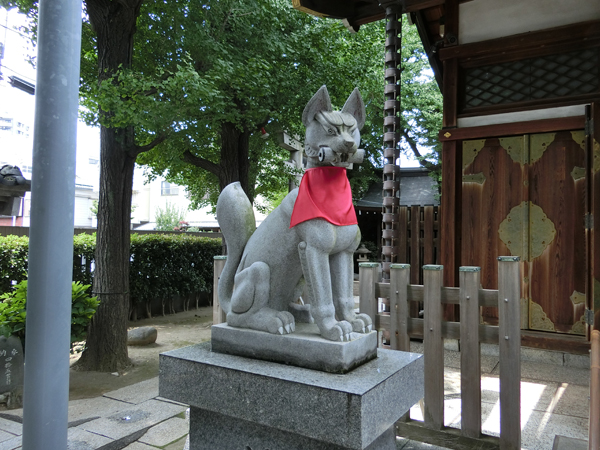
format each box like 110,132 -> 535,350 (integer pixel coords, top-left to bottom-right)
76,1 -> 439,209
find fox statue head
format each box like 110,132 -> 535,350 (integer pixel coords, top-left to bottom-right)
302,86 -> 366,169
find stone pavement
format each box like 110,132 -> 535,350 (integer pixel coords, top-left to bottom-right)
0,342 -> 592,450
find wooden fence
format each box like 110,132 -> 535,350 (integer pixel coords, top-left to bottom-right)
396,205 -> 440,285
358,258 -> 521,450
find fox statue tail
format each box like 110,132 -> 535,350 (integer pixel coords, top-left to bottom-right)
215,182 -> 256,315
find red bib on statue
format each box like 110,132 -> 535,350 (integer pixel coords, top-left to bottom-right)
290,166 -> 357,228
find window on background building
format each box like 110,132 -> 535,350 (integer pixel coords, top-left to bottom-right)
161,181 -> 179,196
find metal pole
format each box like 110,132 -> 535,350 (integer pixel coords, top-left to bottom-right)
22,0 -> 82,447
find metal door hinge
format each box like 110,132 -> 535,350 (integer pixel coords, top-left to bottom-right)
585,213 -> 594,230
585,309 -> 594,326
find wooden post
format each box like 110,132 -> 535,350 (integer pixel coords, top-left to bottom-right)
423,264 -> 444,430
213,256 -> 227,325
498,256 -> 521,450
590,330 -> 600,450
359,263 -> 379,332
390,264 -> 411,351
459,266 -> 482,438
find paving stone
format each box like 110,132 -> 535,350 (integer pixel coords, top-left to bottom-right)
68,396 -> 132,422
121,442 -> 157,450
521,347 -> 564,366
67,428 -> 113,449
0,436 -> 20,450
139,417 -> 188,447
396,438 -> 450,449
564,353 -> 590,369
103,378 -> 158,405
521,408 -> 588,450
80,399 -> 186,440
553,435 -> 588,450
550,383 -> 591,419
0,418 -> 21,436
503,360 -> 590,387
0,432 -> 16,444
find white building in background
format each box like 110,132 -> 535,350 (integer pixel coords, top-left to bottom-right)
130,170 -> 267,231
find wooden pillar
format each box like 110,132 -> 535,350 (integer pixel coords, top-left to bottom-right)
423,264 -> 444,430
359,262 -> 379,331
459,266 -> 482,438
588,102 -> 599,450
498,256 -> 521,450
390,264 -> 411,351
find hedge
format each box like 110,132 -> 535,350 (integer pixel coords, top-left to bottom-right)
0,233 -> 222,315
0,235 -> 29,294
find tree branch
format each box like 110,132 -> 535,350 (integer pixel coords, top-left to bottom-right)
129,133 -> 168,158
401,131 -> 440,172
182,150 -> 221,177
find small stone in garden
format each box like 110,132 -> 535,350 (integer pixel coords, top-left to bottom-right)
127,326 -> 158,346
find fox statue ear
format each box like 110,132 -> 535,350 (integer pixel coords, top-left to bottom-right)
341,88 -> 366,130
302,85 -> 332,127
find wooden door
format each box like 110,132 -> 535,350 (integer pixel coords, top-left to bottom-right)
462,131 -> 587,334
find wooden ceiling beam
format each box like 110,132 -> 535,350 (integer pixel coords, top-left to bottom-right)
438,19 -> 600,61
293,0 -> 445,24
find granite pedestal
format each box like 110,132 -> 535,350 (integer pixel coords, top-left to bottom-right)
159,342 -> 424,450
211,322 -> 378,373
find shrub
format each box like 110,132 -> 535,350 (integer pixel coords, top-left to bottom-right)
0,232 -> 221,319
0,236 -> 29,294
73,233 -> 96,285
155,202 -> 186,231
0,280 -> 99,349
129,233 -> 222,313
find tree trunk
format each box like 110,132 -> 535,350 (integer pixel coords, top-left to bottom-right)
219,122 -> 252,203
76,0 -> 142,372
77,127 -> 136,371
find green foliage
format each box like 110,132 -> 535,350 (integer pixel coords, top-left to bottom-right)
90,199 -> 98,217
154,202 -> 187,231
88,0 -> 391,207
398,20 -> 443,182
0,281 -> 27,338
0,235 -> 29,294
129,233 -> 222,306
0,232 -> 220,312
0,280 -> 99,348
70,281 -> 100,344
73,233 -> 97,285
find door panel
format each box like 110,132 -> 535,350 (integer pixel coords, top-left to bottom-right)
462,137 -> 526,325
528,131 -> 586,333
461,131 -> 587,334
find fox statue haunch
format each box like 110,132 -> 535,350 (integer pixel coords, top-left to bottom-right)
216,86 -> 373,342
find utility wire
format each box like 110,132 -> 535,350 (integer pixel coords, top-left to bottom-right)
0,22 -> 31,40
1,64 -> 36,82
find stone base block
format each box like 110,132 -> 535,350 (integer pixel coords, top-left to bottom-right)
189,408 -> 397,450
211,322 -> 377,373
159,342 -> 424,450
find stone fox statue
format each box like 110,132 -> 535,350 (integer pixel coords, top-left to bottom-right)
216,86 -> 373,342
